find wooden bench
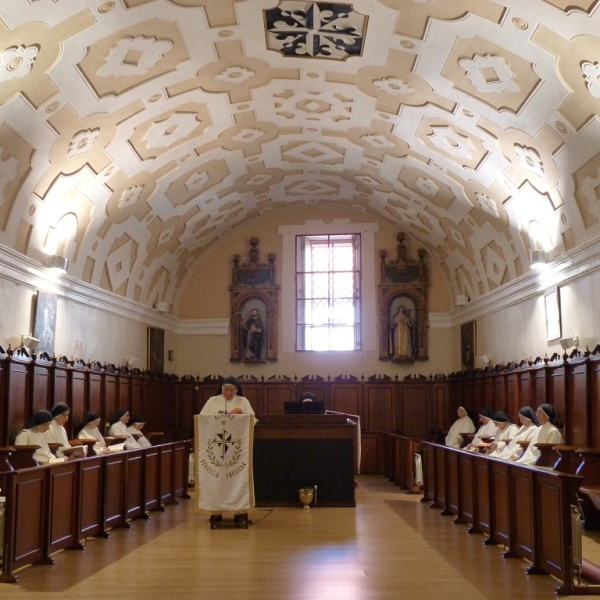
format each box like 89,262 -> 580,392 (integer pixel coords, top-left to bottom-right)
422,442 -> 597,595
0,440 -> 190,583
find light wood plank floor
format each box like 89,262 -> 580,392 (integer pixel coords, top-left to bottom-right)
0,475 -> 595,599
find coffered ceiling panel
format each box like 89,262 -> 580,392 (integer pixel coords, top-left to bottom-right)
1,0 -> 600,310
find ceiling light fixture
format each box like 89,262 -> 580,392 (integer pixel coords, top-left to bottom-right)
45,255 -> 68,272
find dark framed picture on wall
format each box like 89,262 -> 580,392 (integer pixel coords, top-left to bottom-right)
461,320 -> 476,371
544,287 -> 561,342
148,326 -> 164,373
33,291 -> 58,355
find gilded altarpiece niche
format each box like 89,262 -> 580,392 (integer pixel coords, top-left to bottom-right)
230,238 -> 279,363
378,233 -> 428,363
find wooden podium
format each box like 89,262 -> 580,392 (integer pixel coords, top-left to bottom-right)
253,414 -> 356,507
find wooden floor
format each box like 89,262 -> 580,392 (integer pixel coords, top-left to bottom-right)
0,475 -> 596,599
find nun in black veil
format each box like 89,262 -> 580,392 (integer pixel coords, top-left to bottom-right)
491,406 -> 539,460
516,404 -> 563,465
466,407 -> 496,451
15,410 -> 54,464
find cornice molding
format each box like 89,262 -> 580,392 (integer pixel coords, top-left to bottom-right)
4,236 -> 600,337
446,236 -> 600,326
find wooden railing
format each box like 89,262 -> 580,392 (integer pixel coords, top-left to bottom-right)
421,442 -> 600,595
0,441 -> 190,583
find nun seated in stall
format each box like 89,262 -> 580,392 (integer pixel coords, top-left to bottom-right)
127,415 -> 152,447
76,411 -> 112,455
108,409 -> 141,449
465,408 -> 496,451
485,411 -> 519,454
489,406 -> 539,460
445,406 -> 476,448
516,404 -> 563,466
46,403 -> 81,458
15,410 -> 62,464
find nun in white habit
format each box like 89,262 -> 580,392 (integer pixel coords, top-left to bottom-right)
46,403 -> 72,457
516,404 -> 563,466
492,406 -> 539,460
109,408 -> 140,449
487,411 -> 519,455
15,410 -> 54,464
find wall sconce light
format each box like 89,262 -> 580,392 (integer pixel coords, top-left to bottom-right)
478,353 -> 492,367
125,357 -> 139,368
45,255 -> 68,272
530,250 -> 552,270
454,294 -> 469,307
21,334 -> 40,351
559,336 -> 579,351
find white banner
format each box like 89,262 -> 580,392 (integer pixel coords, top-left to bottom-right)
194,413 -> 255,512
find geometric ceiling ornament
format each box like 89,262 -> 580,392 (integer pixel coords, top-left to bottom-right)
284,178 -> 340,196
327,49 -> 456,114
442,36 -> 541,114
484,244 -> 507,287
165,159 -> 230,207
342,167 -> 394,194
77,19 -> 189,98
478,117 -> 565,209
128,102 -> 212,161
0,123 -> 34,232
540,0 -> 598,17
273,88 -> 354,122
417,117 -> 488,170
375,0 -> 506,40
573,149 -> 600,229
168,40 -> 300,103
264,1 -> 368,60
34,101 -> 145,199
0,11 -> 95,108
98,161 -> 179,238
106,236 -> 137,294
533,28 -> 600,131
123,0 -> 245,29
281,140 -> 345,164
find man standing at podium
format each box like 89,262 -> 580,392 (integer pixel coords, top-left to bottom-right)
197,376 -> 255,527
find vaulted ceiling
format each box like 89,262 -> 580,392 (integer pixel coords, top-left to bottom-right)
1,0 -> 600,310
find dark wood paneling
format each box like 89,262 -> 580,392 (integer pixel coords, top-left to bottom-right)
360,432 -> 380,474
131,377 -> 143,419
32,363 -> 52,414
399,385 -> 428,438
505,372 -> 517,419
263,384 -> 293,415
144,448 -> 160,511
330,384 -> 360,417
513,468 -> 534,560
104,454 -> 126,529
80,459 -> 103,537
71,370 -> 87,433
126,451 -> 144,518
569,362 -> 589,446
490,460 -> 510,545
88,372 -> 102,416
517,370 -> 532,409
160,446 -> 174,505
13,472 -> 46,566
365,384 -> 393,433
104,374 -> 118,423
7,360 -> 30,443
119,376 -> 130,411
493,375 -> 505,413
49,465 -> 77,551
